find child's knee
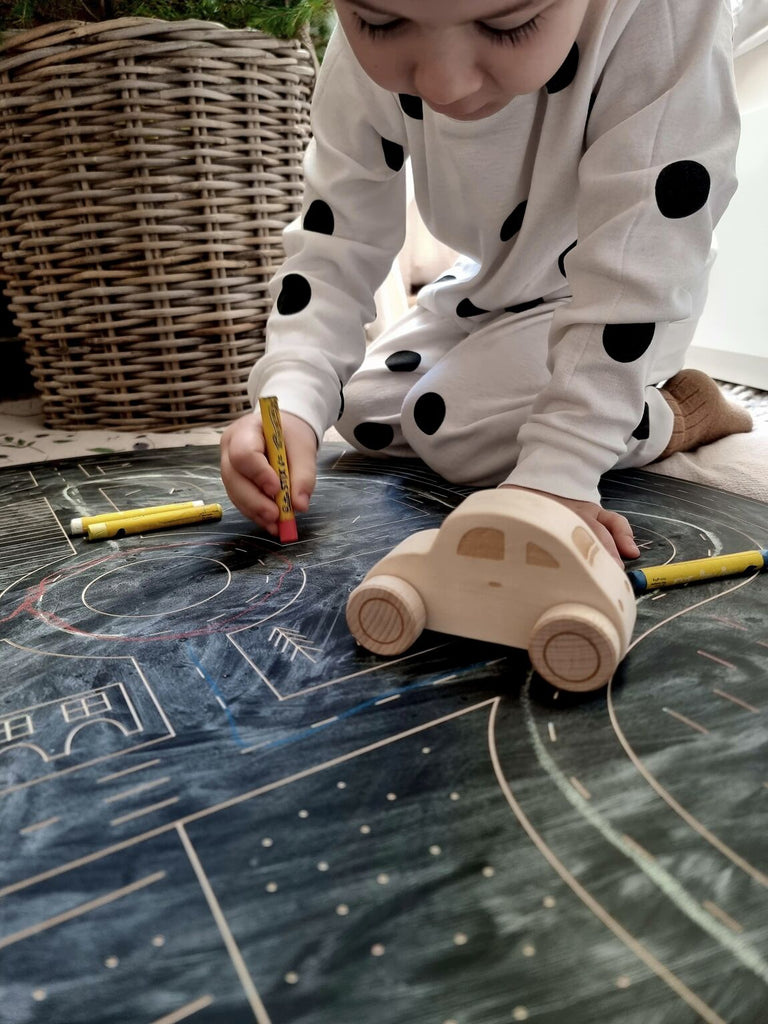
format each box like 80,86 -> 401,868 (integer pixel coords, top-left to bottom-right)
336,383 -> 392,452
400,389 -> 518,485
335,376 -> 365,442
336,373 -> 416,456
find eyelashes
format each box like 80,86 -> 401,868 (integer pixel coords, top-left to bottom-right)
478,16 -> 542,46
353,15 -> 404,39
353,14 -> 542,47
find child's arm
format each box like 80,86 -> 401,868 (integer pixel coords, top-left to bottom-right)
223,28 -> 410,528
246,27 -> 410,456
506,1 -> 740,514
221,411 -> 317,538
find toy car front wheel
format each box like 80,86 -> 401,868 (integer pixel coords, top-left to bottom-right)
529,603 -> 621,692
346,574 -> 426,655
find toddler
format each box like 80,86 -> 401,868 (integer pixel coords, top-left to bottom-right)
221,0 -> 752,561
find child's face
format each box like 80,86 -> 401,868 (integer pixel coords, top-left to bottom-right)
335,0 -> 591,121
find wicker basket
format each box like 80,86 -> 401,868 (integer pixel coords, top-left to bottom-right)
0,18 -> 314,430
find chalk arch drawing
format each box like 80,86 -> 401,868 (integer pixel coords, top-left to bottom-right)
0,740 -> 49,763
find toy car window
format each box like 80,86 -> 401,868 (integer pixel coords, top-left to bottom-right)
457,527 -> 504,560
526,542 -> 559,568
572,525 -> 599,564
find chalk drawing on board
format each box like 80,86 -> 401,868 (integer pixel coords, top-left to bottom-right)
0,445 -> 766,1024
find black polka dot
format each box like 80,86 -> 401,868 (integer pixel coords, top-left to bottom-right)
500,200 -> 527,242
602,323 -> 656,362
456,298 -> 489,318
505,297 -> 544,314
385,350 -> 422,372
399,94 -> 423,119
655,160 -> 711,219
546,43 -> 579,94
354,422 -> 394,450
413,392 -> 446,435
632,403 -> 650,440
303,199 -> 334,235
381,137 -> 405,172
276,273 -> 311,315
558,240 -> 577,277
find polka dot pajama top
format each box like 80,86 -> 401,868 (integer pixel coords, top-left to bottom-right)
248,0 -> 740,504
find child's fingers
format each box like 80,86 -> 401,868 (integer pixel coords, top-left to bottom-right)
595,508 -> 640,561
223,414 -> 279,496
503,485 -> 635,565
220,414 -> 281,530
586,518 -> 623,565
220,447 -> 280,533
281,413 -> 319,512
220,410 -> 318,533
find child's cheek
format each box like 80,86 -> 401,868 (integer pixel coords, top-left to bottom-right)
491,43 -> 575,98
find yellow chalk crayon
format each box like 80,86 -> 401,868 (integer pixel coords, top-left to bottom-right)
71,501 -> 204,535
628,548 -> 768,592
86,503 -> 223,540
259,395 -> 298,543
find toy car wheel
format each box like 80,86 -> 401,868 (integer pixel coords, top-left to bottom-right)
346,574 -> 426,655
529,603 -> 621,692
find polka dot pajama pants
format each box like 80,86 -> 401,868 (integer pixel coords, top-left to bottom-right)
336,299 -> 683,487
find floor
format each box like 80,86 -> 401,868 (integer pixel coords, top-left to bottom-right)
0,395 -> 226,467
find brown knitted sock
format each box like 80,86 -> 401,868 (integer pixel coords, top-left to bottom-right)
658,369 -> 753,458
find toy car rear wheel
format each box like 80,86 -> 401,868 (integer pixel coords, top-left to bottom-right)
529,603 -> 621,692
346,574 -> 426,655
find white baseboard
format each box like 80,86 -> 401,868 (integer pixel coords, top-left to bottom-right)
685,346 -> 768,390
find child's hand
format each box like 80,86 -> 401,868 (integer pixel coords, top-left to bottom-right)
501,486 -> 639,565
221,410 -> 318,537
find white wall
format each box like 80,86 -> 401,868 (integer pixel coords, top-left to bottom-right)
686,41 -> 768,389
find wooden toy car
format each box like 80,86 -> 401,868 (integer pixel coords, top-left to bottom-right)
346,489 -> 637,692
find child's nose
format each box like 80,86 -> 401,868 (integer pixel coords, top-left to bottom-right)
412,46 -> 483,109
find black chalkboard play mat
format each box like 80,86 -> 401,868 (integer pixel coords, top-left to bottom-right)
1,445 -> 766,1024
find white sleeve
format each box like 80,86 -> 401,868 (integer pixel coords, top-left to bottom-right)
732,0 -> 768,54
248,28 -> 409,442
507,0 -> 740,503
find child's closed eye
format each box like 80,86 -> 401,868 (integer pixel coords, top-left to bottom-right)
352,14 -> 542,47
477,16 -> 542,47
353,14 -> 406,39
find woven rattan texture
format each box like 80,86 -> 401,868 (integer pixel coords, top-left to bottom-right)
0,19 -> 314,430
